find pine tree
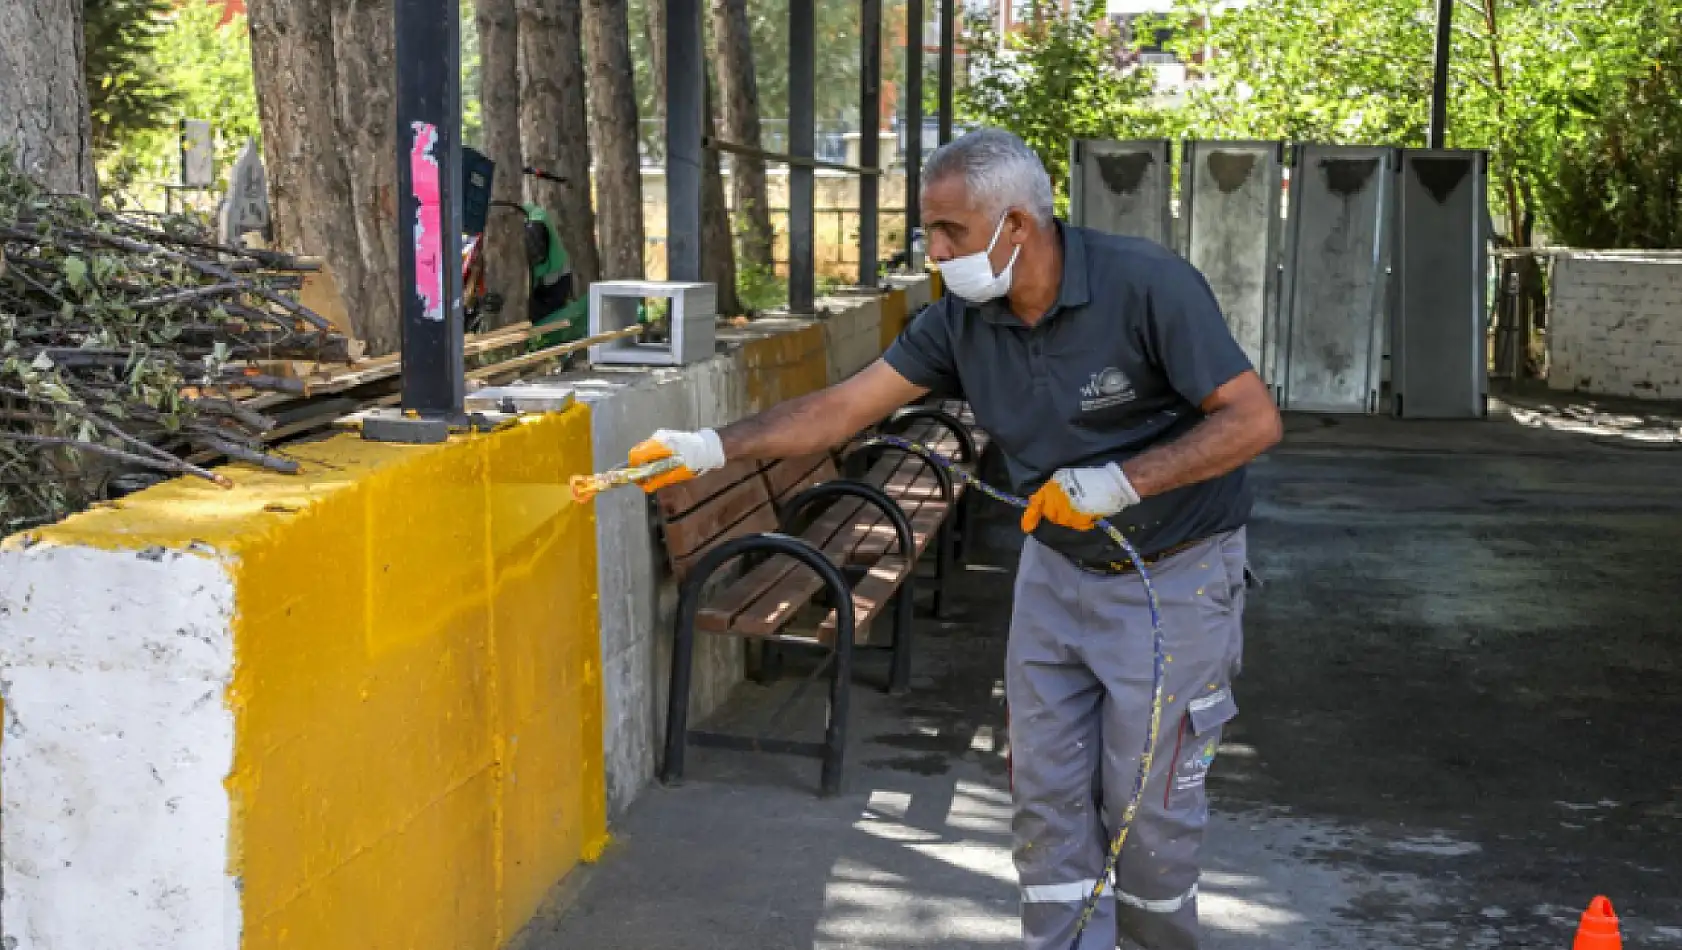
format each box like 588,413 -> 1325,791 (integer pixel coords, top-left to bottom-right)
83,0 -> 178,152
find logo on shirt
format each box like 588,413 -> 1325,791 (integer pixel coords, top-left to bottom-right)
1080,367 -> 1136,412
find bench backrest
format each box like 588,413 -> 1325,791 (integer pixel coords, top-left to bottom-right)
654,460 -> 779,582
653,451 -> 847,580
761,452 -> 838,510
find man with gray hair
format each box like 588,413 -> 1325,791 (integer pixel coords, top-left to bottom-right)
624,127 -> 1281,950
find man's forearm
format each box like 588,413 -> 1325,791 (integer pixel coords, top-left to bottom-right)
1121,403 -> 1281,498
716,389 -> 853,461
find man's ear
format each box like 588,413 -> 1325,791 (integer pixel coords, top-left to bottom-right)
1006,209 -> 1030,246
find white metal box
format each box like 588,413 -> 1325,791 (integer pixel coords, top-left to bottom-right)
588,280 -> 717,366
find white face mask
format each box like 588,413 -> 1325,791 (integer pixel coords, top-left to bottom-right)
937,214 -> 1020,303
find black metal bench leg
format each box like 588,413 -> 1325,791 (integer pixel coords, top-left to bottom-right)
748,640 -> 786,685
953,490 -> 974,564
820,630 -> 854,796
661,606 -> 698,786
887,580 -> 914,696
931,519 -> 956,619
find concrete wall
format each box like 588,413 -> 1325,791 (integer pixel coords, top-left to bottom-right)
0,410 -> 607,950
567,357 -> 754,819
818,292 -> 886,382
0,277 -> 930,944
1547,252 -> 1682,400
561,285 -> 914,820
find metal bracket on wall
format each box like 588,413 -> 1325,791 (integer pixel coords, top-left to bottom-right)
350,407 -> 516,444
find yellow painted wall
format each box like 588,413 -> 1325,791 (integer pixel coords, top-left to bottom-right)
23,409 -> 608,950
880,287 -> 909,352
737,322 -> 830,413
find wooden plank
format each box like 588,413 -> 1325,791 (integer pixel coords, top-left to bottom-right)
818,557 -> 913,643
695,497 -> 866,633
662,475 -> 776,559
853,452 -> 932,560
671,505 -> 780,580
908,499 -> 951,558
727,500 -> 873,636
657,459 -> 764,520
763,453 -> 834,502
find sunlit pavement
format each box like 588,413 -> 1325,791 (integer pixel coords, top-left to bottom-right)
534,394 -> 1682,949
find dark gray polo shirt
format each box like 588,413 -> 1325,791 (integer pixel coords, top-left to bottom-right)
883,221 -> 1254,564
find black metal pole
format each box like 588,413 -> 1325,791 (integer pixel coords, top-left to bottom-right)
858,0 -> 881,287
395,0 -> 465,415
668,0 -> 704,282
789,0 -> 816,312
1428,0 -> 1452,148
938,0 -> 954,144
905,0 -> 923,263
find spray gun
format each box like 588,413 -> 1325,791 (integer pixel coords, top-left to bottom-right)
568,456 -> 686,505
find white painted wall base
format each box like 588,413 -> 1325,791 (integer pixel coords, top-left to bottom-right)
0,545 -> 238,950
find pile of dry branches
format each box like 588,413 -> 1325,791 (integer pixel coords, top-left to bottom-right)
1,157 -> 352,534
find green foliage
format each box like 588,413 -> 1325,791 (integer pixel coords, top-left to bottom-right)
84,0 -> 180,152
747,0 -> 897,131
1143,0 -> 1682,247
1,154 -> 344,533
99,2 -> 260,207
1537,1 -> 1682,248
1147,0 -> 1429,145
462,2 -> 484,149
735,260 -> 788,312
955,0 -> 1161,213
624,0 -> 911,159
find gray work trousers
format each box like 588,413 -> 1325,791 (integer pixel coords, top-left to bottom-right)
1008,529 -> 1247,950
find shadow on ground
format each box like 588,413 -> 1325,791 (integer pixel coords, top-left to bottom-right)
532,403 -> 1682,949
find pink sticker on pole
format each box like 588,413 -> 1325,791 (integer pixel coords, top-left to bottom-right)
409,121 -> 445,322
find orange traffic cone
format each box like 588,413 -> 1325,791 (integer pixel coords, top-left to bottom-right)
1573,896 -> 1622,950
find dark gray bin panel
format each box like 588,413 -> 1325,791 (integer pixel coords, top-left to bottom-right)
1069,139 -> 1173,249
1392,149 -> 1489,419
1182,140 -> 1285,391
1278,145 -> 1394,414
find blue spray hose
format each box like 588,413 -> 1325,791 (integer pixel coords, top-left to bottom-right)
870,434 -> 1165,950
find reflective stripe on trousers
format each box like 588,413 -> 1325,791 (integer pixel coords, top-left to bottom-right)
1007,529 -> 1246,950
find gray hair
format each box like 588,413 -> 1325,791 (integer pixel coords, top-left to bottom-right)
922,128 -> 1056,226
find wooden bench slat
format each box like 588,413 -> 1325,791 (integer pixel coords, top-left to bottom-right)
671,504 -> 781,580
764,452 -> 834,502
855,453 -> 942,560
818,556 -> 912,643
908,499 -> 951,558
695,497 -> 868,633
728,491 -> 893,637
662,474 -> 777,560
657,402 -> 989,647
657,459 -> 765,521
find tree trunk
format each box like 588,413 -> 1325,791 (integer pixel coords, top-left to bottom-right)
702,70 -> 742,316
519,0 -> 601,289
0,0 -> 96,195
476,0 -> 528,328
710,0 -> 773,273
248,0 -> 402,355
583,0 -> 646,279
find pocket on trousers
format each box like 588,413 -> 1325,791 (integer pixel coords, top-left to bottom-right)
1166,687 -> 1238,811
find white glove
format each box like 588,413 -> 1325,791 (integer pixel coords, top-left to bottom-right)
1021,462 -> 1139,533
1053,462 -> 1141,516
643,428 -> 727,476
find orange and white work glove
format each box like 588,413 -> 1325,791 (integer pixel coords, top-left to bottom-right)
1020,463 -> 1140,534
626,428 -> 727,493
